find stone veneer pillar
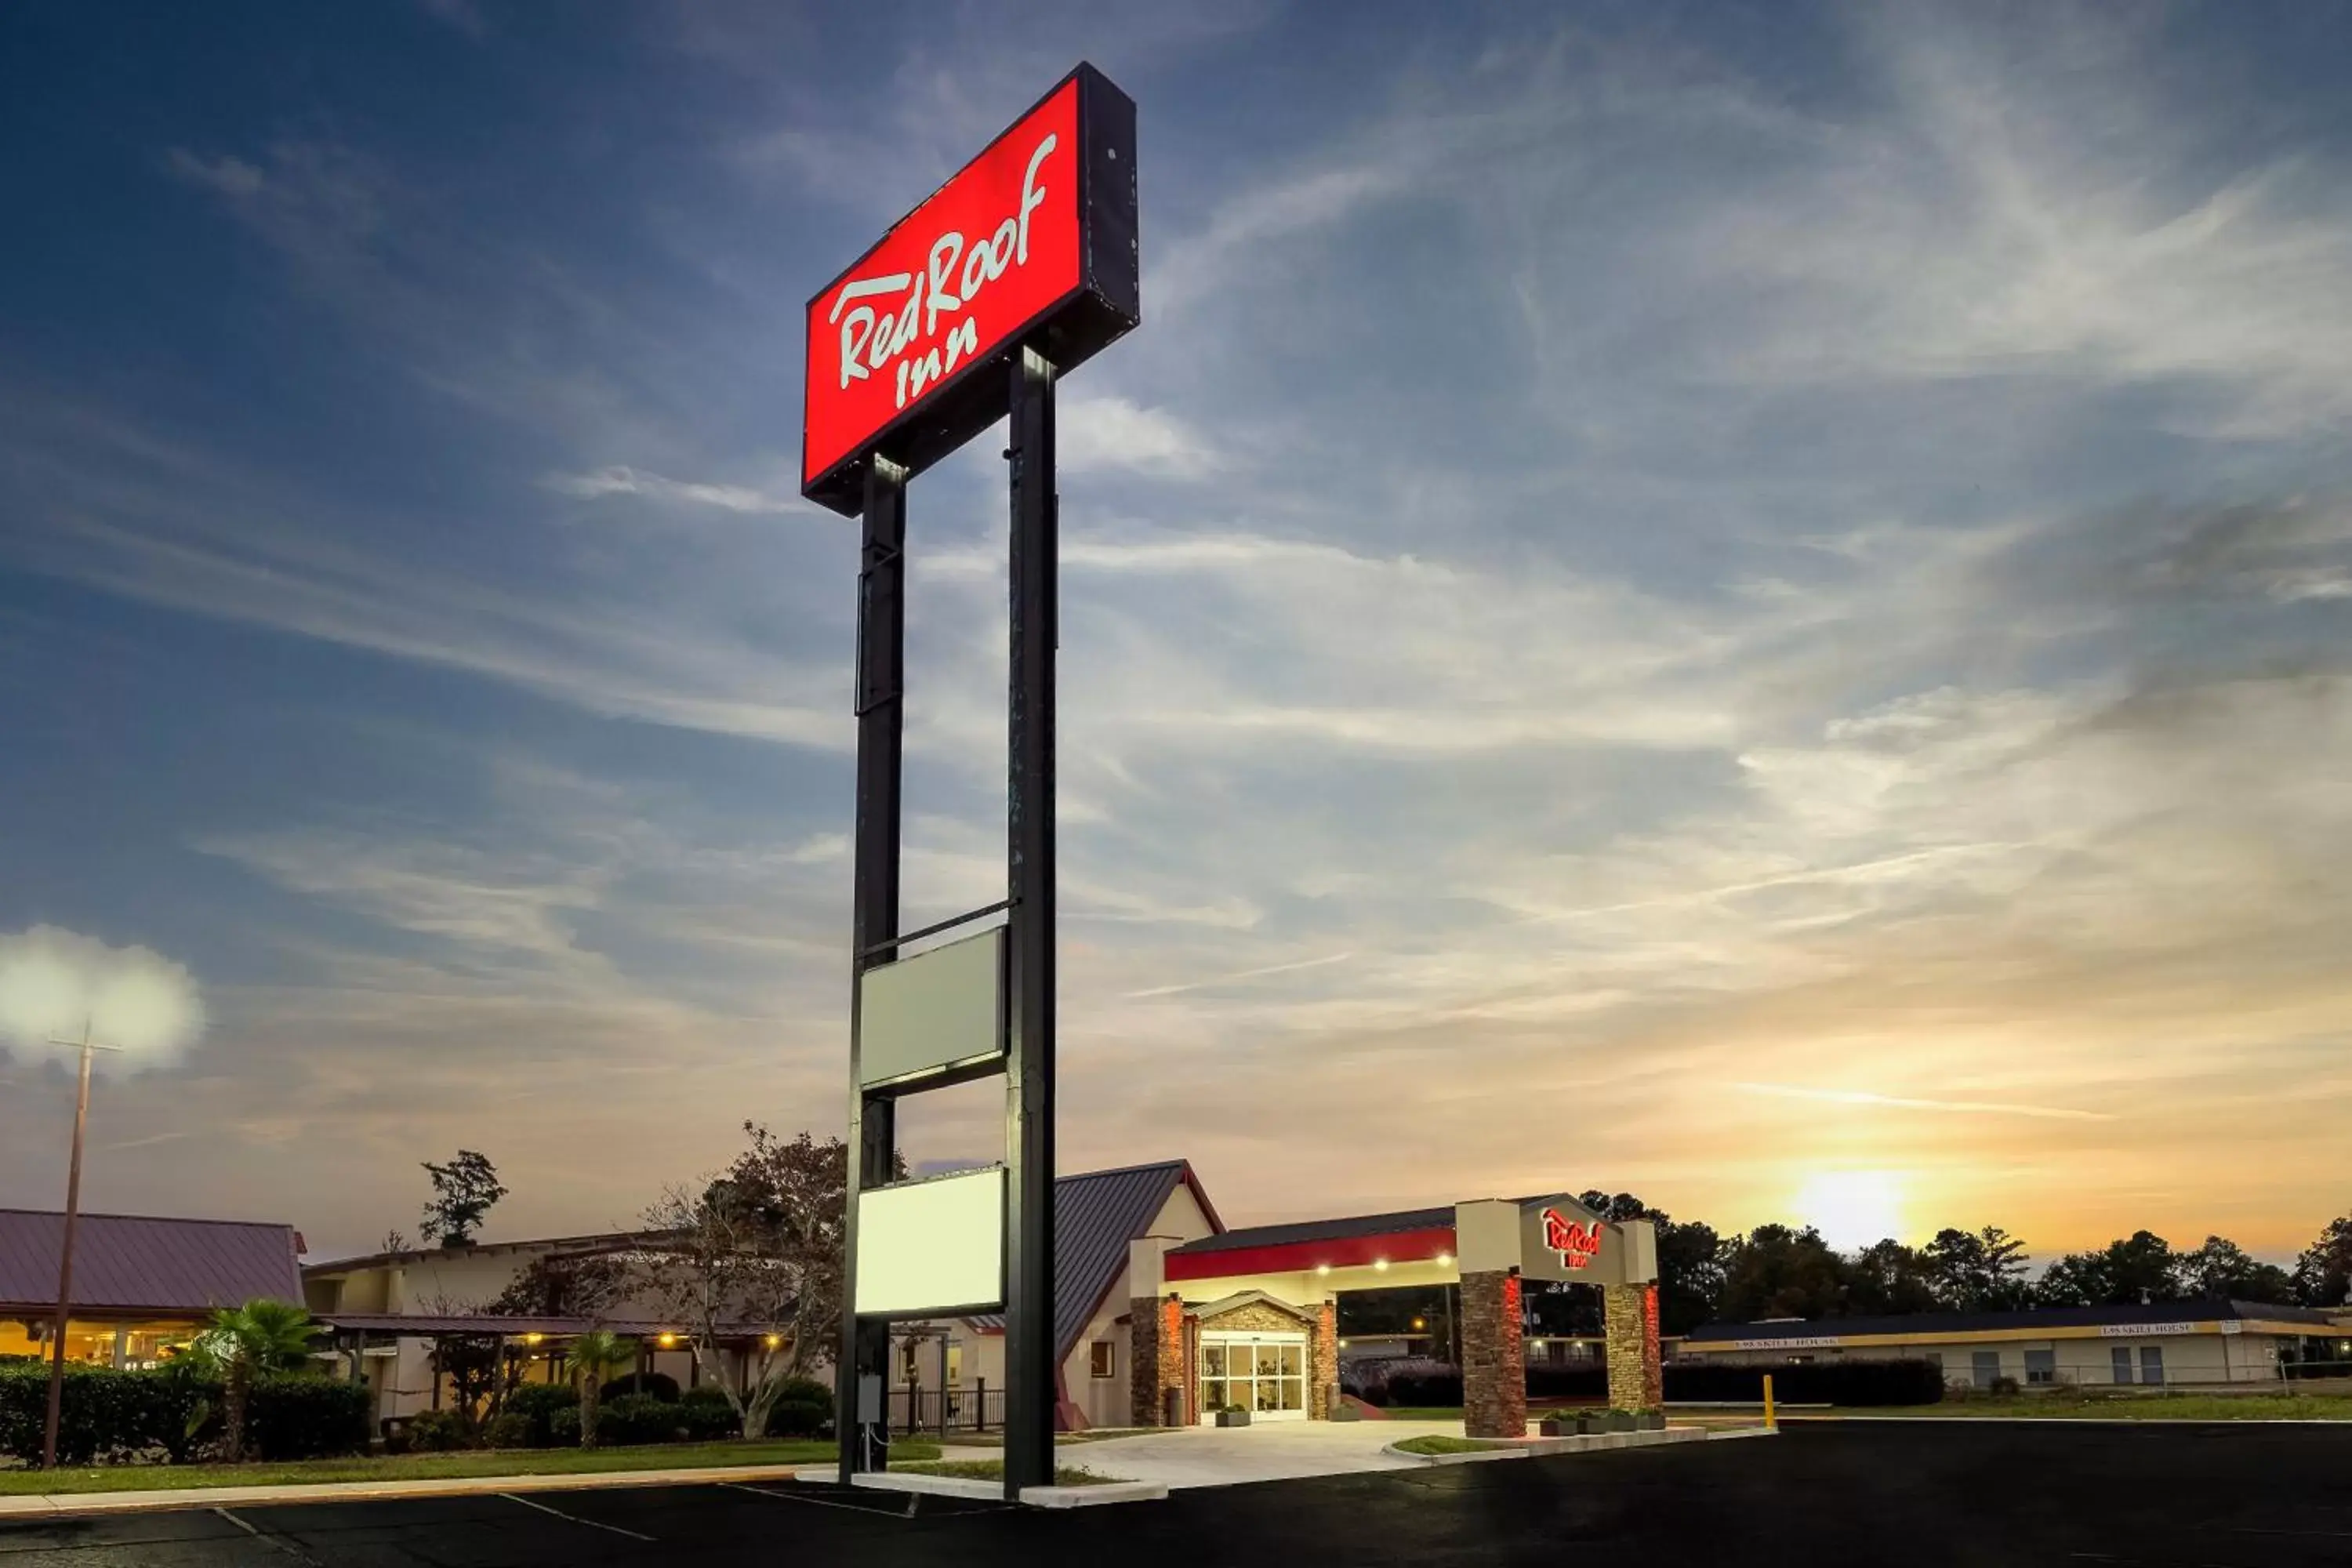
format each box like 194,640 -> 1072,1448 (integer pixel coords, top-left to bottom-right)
1604,1281 -> 1664,1410
1310,1299 -> 1338,1420
1459,1269 -> 1526,1439
1130,1293 -> 1185,1426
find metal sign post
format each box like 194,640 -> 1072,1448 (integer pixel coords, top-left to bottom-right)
1000,345 -> 1058,1494
837,458 -> 906,1477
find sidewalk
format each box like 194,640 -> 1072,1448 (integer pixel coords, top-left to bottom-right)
0,1461 -> 814,1521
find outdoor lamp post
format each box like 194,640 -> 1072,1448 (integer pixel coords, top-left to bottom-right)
41,1019 -> 121,1470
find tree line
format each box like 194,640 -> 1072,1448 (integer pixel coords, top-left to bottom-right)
1567,1192 -> 2352,1337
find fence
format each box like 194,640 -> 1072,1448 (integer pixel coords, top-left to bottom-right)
888,1382 -> 1007,1435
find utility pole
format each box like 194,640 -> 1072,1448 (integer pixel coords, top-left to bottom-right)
42,1020 -> 120,1471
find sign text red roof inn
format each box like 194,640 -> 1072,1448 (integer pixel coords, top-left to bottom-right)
800,63 -> 1138,516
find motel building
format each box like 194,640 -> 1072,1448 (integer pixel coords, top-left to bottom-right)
898,1160 -> 1664,1439
1679,1299 -> 2352,1389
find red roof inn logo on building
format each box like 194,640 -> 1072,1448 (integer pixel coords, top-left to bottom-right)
1540,1207 -> 1604,1270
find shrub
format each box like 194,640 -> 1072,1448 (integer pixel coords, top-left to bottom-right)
677,1385 -> 739,1440
549,1406 -> 582,1446
502,1384 -> 576,1449
601,1372 -> 681,1404
0,1362 -> 217,1466
1663,1358 -> 1944,1407
403,1408 -> 477,1451
245,1375 -> 369,1461
1381,1360 -> 1464,1407
758,1374 -> 832,1439
596,1392 -> 688,1446
481,1411 -> 533,1450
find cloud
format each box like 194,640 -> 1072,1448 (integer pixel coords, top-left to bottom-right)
542,466 -> 811,517
1733,1083 -> 2116,1123
0,927 -> 206,1076
1058,396 -> 1219,479
165,150 -> 264,200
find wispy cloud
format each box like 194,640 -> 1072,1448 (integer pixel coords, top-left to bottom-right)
1734,1083 -> 2117,1123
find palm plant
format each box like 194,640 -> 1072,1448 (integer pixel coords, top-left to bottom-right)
199,1298 -> 322,1462
566,1330 -> 636,1449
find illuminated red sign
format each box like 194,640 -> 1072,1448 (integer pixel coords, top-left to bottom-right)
800,64 -> 1138,516
1540,1207 -> 1603,1270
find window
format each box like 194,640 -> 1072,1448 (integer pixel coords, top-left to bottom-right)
2111,1346 -> 2134,1385
2140,1345 -> 2165,1386
947,1345 -> 963,1386
1971,1350 -> 2002,1390
2024,1349 -> 2056,1386
1090,1341 -> 1116,1380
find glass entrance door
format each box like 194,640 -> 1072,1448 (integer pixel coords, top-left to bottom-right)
1199,1334 -> 1307,1421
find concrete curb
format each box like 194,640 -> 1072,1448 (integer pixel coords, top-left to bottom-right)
1019,1480 -> 1169,1508
0,1463 -> 815,1521
796,1465 -> 1168,1508
1381,1425 -> 1722,1466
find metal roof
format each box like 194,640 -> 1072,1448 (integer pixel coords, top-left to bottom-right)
0,1209 -> 303,1318
1685,1298 -> 2345,1343
1167,1204 -> 1456,1258
1048,1161 -> 1218,1363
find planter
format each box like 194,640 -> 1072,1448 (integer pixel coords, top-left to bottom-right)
1635,1410 -> 1667,1431
1537,1417 -> 1570,1438
1602,1410 -> 1637,1432
1215,1409 -> 1252,1428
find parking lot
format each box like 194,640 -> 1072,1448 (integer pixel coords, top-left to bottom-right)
5,1422 -> 2351,1566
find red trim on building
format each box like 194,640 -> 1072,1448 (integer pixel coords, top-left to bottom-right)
1163,1226 -> 1457,1283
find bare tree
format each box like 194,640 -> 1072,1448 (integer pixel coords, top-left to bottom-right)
631,1125 -> 883,1438
634,1181 -> 803,1438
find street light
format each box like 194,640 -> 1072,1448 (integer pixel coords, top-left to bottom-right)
40,1020 -> 120,1471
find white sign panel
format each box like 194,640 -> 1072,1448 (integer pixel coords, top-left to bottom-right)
858,927 -> 1006,1090
855,1167 -> 1006,1316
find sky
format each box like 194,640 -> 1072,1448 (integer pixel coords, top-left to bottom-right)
2,0 -> 2348,1265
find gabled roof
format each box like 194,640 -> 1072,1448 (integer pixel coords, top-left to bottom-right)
1685,1298 -> 2344,1344
963,1161 -> 1223,1361
1047,1160 -> 1221,1362
0,1210 -> 303,1317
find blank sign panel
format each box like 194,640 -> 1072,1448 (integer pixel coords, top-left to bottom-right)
857,927 -> 1006,1090
855,1167 -> 1005,1316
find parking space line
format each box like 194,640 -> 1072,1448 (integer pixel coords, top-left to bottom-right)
717,1481 -> 999,1519
499,1493 -> 656,1542
212,1508 -> 324,1566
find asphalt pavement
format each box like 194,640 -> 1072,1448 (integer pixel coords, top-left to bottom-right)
5,1421 -> 2350,1566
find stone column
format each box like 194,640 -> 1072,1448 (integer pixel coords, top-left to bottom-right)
1460,1269 -> 1526,1439
1309,1299 -> 1338,1420
1130,1294 -> 1185,1425
1605,1282 -> 1664,1410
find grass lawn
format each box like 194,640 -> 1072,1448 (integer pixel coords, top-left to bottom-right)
1391,1435 -> 1509,1456
0,1439 -> 943,1497
1842,1393 -> 2352,1422
896,1458 -> 1120,1486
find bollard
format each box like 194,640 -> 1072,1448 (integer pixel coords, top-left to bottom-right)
1762,1373 -> 1777,1431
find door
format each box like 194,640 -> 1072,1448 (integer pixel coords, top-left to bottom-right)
1198,1332 -> 1309,1421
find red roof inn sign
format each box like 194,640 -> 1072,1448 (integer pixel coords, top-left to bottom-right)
1457,1195 -> 1659,1287
812,64 -> 1139,1499
801,65 -> 1139,515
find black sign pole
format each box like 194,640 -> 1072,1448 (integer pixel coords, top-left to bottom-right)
838,456 -> 906,1481
1000,346 -> 1058,1497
